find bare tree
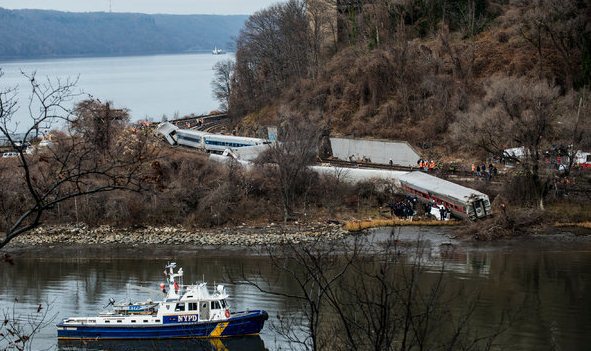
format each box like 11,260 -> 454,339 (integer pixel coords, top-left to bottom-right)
519,0 -> 590,89
0,300 -> 54,351
451,75 -> 560,209
556,89 -> 591,175
239,232 -> 508,351
211,59 -> 235,112
71,99 -> 129,151
238,237 -> 357,351
231,0 -> 310,115
0,71 -> 155,251
266,112 -> 321,222
305,0 -> 339,75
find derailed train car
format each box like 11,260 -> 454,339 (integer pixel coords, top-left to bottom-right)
398,171 -> 492,220
156,122 -> 270,153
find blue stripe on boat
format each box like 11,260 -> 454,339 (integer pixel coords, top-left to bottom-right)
56,310 -> 268,340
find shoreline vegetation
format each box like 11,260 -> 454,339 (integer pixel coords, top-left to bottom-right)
343,218 -> 462,232
554,222 -> 591,230
8,215 -> 591,252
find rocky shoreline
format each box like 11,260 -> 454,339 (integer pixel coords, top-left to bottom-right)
11,222 -> 347,248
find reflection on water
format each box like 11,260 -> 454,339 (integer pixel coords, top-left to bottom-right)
2,227 -> 591,350
0,250 -> 283,351
368,227 -> 493,276
58,336 -> 266,351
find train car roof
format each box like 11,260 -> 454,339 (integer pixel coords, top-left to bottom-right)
398,171 -> 489,202
176,129 -> 210,137
156,122 -> 179,134
203,134 -> 266,142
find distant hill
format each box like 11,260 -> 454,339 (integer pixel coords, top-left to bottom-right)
0,8 -> 247,59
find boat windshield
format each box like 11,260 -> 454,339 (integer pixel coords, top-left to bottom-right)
221,299 -> 227,308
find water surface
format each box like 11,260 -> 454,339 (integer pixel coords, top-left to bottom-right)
0,53 -> 229,130
1,227 -> 591,350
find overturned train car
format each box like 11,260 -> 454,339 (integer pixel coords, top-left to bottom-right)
155,122 -> 269,153
398,171 -> 492,220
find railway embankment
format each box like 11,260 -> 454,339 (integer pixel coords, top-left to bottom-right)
10,222 -> 347,248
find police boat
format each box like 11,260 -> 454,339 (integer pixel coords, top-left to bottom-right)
56,263 -> 268,340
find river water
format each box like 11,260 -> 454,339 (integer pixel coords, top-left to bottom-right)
1,227 -> 591,350
0,53 -> 229,130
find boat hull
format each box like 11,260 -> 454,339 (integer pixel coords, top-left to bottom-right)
57,310 -> 268,340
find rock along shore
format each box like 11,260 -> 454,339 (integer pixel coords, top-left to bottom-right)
12,222 -> 347,248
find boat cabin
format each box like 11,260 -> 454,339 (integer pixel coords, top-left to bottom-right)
157,282 -> 230,322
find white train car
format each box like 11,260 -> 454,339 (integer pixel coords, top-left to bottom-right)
176,129 -> 209,149
155,122 -> 179,145
202,134 -> 270,153
156,122 -> 269,153
398,171 -> 492,220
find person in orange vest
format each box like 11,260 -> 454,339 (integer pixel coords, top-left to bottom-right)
471,163 -> 476,174
430,160 -> 436,170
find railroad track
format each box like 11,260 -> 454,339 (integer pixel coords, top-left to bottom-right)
163,113 -> 230,131
320,158 -> 415,172
318,158 -> 500,181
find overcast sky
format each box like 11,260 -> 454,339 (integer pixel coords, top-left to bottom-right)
0,0 -> 284,15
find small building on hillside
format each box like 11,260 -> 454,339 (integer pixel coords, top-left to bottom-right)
329,137 -> 420,167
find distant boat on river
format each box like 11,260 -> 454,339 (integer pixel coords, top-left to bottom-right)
212,46 -> 225,55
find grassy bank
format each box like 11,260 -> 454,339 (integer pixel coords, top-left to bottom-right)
343,218 -> 461,232
554,222 -> 591,230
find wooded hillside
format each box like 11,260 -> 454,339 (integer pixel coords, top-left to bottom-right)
0,8 -> 247,59
228,0 -> 590,155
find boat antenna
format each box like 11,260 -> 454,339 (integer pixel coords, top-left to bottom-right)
109,0 -> 112,13
103,298 -> 115,309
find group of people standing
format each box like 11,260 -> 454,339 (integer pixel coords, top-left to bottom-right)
472,162 -> 498,180
417,159 -> 437,172
388,196 -> 418,220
